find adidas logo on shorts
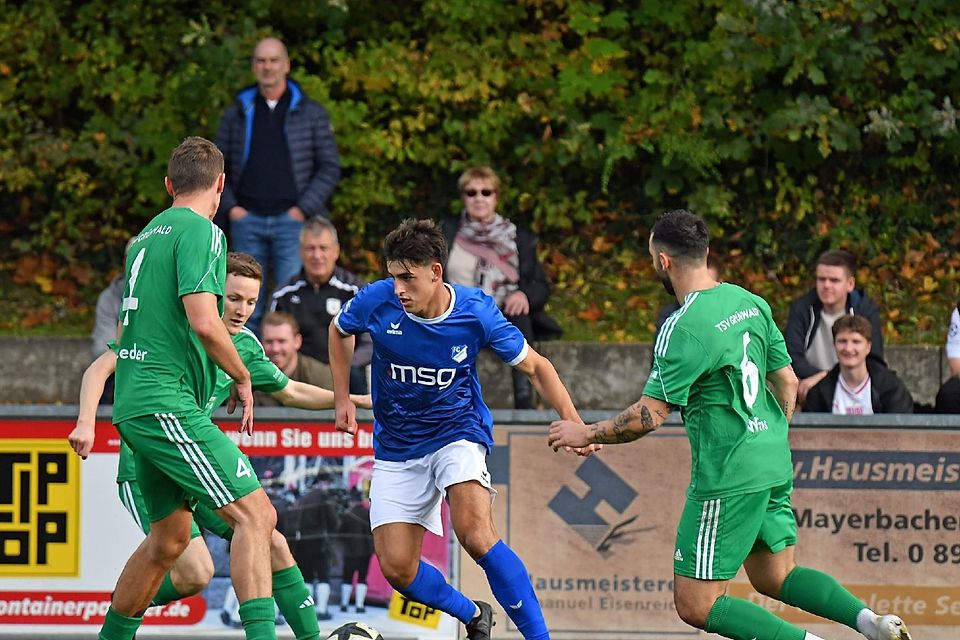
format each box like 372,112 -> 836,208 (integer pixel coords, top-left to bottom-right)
674,549 -> 683,562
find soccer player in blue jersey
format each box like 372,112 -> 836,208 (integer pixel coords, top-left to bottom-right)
329,218 -> 586,640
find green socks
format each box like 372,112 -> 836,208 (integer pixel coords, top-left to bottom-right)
238,596 -> 278,640
99,607 -> 142,640
705,595 -> 806,640
150,572 -> 185,607
780,565 -> 865,630
273,564 -> 320,640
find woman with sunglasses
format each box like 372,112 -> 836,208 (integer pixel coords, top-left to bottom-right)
440,166 -> 562,410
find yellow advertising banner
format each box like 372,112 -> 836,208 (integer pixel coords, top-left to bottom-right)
460,426 -> 960,639
0,439 -> 80,577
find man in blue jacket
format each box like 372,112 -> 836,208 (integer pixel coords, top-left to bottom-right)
216,36 -> 341,334
785,249 -> 884,406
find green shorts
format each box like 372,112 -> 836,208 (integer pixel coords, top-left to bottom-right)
674,479 -> 797,581
117,410 -> 261,522
116,479 -> 234,541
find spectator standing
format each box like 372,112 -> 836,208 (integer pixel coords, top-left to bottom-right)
271,217 -> 372,393
804,315 -> 913,414
935,303 -> 960,413
785,249 -> 884,405
216,36 -> 341,334
441,166 -> 562,409
338,489 -> 374,614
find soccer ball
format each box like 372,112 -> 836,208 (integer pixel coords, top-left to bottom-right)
326,621 -> 384,640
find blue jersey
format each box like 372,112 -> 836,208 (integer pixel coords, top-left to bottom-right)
334,280 -> 527,461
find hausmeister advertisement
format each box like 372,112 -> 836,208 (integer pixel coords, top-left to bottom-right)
461,425 -> 960,639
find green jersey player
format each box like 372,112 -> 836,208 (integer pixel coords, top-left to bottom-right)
70,252 -> 371,640
92,137 -> 277,640
548,209 -> 911,640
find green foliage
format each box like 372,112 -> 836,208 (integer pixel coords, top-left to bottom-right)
1,0 -> 959,344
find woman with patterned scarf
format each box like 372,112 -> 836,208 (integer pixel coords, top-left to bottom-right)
441,166 -> 562,409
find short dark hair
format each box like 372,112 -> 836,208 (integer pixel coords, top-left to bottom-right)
817,249 -> 857,276
650,209 -> 709,264
167,136 -> 223,196
832,314 -> 871,342
383,218 -> 448,267
261,311 -> 300,334
227,252 -> 262,281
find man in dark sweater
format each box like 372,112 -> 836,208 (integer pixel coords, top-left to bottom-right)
784,249 -> 884,406
215,37 -> 341,334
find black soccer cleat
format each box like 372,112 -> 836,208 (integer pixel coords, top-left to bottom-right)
465,600 -> 495,640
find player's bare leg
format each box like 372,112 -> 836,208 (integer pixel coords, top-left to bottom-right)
215,488 -> 276,599
167,537 -> 215,597
449,480 -> 548,640
215,488 -> 278,640
112,505 -> 194,615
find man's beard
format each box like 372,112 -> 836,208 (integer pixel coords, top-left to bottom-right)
656,266 -> 676,296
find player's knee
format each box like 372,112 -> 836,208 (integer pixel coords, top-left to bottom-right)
232,491 -> 278,532
375,552 -> 418,589
673,593 -> 709,630
458,528 -> 497,561
749,572 -> 785,599
269,529 -> 295,567
148,532 -> 192,565
173,554 -> 214,596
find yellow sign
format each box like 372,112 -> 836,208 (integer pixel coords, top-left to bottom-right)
0,440 -> 79,576
387,591 -> 442,629
730,584 -> 960,627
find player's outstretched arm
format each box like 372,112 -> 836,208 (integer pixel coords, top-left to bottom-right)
183,292 -> 254,434
69,350 -> 118,459
328,321 -> 358,435
271,380 -> 372,410
514,347 -> 581,422
548,395 -> 671,452
766,364 -> 799,423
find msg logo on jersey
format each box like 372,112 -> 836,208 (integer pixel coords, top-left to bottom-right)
451,345 -> 468,363
388,363 -> 456,389
0,440 -> 80,576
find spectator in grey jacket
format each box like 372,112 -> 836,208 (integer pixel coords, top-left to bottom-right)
785,249 -> 884,406
215,36 -> 341,335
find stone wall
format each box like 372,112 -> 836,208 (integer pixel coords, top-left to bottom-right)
1,337 -> 949,410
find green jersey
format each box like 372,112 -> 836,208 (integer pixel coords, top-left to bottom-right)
202,328 -> 288,414
643,283 -> 793,499
112,207 -> 226,424
117,328 -> 289,482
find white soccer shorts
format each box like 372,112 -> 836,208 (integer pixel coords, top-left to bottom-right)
369,439 -> 496,536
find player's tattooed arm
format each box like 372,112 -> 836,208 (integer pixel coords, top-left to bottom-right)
590,397 -> 670,445
766,363 -> 798,423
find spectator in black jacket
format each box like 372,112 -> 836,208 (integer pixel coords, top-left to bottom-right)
440,166 -> 562,409
215,36 -> 341,334
805,315 -> 912,414
271,217 -> 372,393
785,249 -> 884,406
